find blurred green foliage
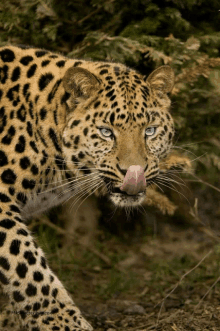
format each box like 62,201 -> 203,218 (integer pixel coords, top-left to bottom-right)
0,0 -> 220,203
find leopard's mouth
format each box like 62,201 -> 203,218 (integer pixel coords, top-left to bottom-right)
102,177 -> 146,207
111,186 -> 145,196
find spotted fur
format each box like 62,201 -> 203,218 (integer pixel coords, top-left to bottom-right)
0,45 -> 175,330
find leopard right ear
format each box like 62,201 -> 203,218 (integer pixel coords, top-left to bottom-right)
63,67 -> 100,108
145,65 -> 175,94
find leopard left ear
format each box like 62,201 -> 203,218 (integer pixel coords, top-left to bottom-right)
145,65 -> 175,93
63,66 -> 100,100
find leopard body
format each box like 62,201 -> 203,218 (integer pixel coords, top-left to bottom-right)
0,45 -> 175,330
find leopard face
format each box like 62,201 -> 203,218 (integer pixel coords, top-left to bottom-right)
62,65 -> 175,207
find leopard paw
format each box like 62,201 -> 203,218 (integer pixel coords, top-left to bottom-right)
24,301 -> 93,331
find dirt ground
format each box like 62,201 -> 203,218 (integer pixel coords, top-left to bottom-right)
1,188 -> 220,331
45,192 -> 220,331
66,228 -> 220,331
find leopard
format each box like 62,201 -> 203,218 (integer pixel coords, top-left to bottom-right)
0,44 -> 177,331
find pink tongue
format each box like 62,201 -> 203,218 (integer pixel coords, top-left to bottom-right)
120,165 -> 146,195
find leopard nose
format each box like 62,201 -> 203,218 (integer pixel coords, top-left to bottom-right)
120,165 -> 146,195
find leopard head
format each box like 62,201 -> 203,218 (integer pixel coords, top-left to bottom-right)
62,63 -> 175,207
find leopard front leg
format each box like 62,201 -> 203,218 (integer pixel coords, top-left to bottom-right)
0,198 -> 93,331
144,187 -> 177,215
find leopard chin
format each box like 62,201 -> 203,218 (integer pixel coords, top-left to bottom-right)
109,191 -> 146,207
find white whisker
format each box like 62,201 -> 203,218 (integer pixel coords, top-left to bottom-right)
171,146 -> 198,157
58,174 -> 101,201
106,204 -> 119,222
151,181 -> 164,193
156,175 -> 187,188
39,171 -> 100,195
174,140 -> 206,147
69,181 -> 104,217
164,171 -> 186,182
155,179 -> 190,204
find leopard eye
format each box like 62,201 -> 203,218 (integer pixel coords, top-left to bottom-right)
145,127 -> 156,137
99,127 -> 113,138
